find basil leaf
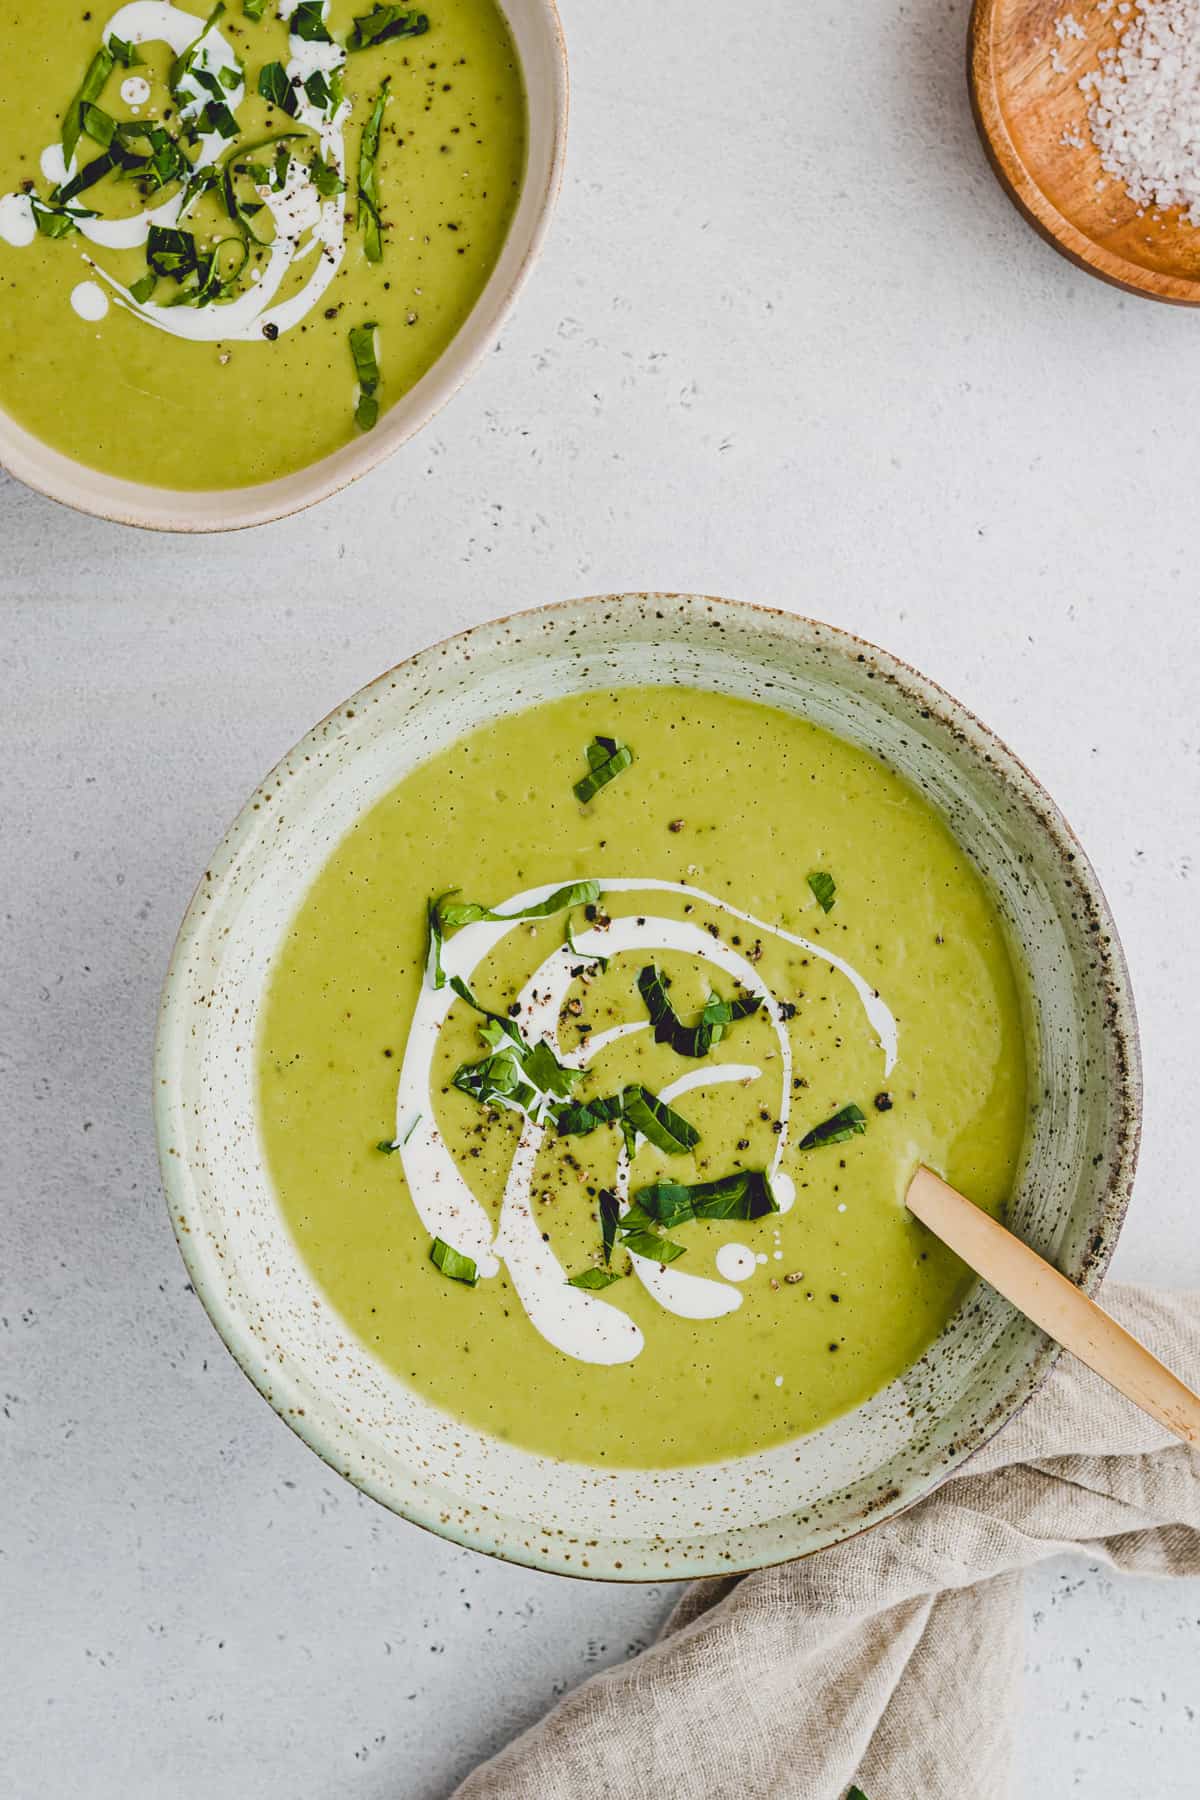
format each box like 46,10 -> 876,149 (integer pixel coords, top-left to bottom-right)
619,1084 -> 700,1154
449,973 -> 524,1046
348,4 -> 430,50
429,1237 -> 478,1285
847,1790 -> 870,1799
31,197 -> 92,239
197,98 -> 238,138
425,889 -> 451,989
244,0 -> 269,16
798,1103 -> 867,1150
348,318 -> 381,430
128,271 -> 158,303
169,2 -> 226,101
376,1137 -> 400,1154
600,1188 -> 620,1264
107,34 -> 142,67
566,1268 -> 623,1291
807,871 -> 836,914
618,1228 -> 686,1265
307,152 -> 344,196
304,69 -> 333,111
630,1168 -> 778,1229
146,223 -> 198,276
220,63 -> 242,89
258,60 -> 299,114
637,964 -> 763,1059
574,735 -> 633,803
81,103 -> 116,149
438,880 -> 601,933
291,1 -> 332,40
63,46 -> 115,169
357,78 -> 388,261
554,1093 -> 624,1138
54,147 -> 120,203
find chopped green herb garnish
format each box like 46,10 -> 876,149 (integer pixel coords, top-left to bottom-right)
566,1267 -> 623,1291
197,98 -> 239,138
573,735 -> 633,804
62,46 -> 115,170
30,197 -> 94,238
637,964 -> 763,1059
619,1085 -> 700,1154
553,1093 -> 625,1138
258,60 -> 299,115
81,102 -> 116,149
618,1228 -> 686,1265
437,880 -> 601,934
798,1103 -> 867,1150
847,1790 -> 870,1800
128,271 -> 158,304
429,1238 -> 479,1285
625,1169 -> 778,1231
146,223 -> 198,276
348,4 -> 430,50
376,1137 -> 400,1154
304,69 -> 334,112
244,0 -> 269,17
807,871 -> 836,914
348,319 -> 381,429
169,1 -> 226,103
599,1188 -> 620,1264
290,0 -> 332,40
401,1112 -> 422,1145
357,77 -> 388,261
106,34 -> 142,67
308,153 -> 345,197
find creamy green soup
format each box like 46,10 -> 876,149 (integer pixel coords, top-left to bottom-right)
0,0 -> 525,487
258,689 -> 1032,1469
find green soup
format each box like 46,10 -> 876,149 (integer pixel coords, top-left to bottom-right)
258,689 -> 1032,1469
0,0 -> 525,488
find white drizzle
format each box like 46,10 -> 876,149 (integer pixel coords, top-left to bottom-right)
394,879 -> 898,1367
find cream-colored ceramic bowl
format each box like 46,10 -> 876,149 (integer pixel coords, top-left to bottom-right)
155,594 -> 1141,1578
0,0 -> 566,533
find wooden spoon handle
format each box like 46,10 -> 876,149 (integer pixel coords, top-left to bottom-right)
906,1166 -> 1200,1446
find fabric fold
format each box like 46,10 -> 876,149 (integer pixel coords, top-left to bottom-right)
453,1287 -> 1199,1800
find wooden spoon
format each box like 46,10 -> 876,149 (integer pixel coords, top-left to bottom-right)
906,1167 -> 1200,1445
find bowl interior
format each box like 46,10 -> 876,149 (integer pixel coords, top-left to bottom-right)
155,594 -> 1140,1578
0,0 -> 567,531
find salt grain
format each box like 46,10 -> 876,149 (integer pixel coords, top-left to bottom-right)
1078,0 -> 1200,224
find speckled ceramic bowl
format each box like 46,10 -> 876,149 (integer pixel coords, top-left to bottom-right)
155,594 -> 1141,1578
0,0 -> 566,533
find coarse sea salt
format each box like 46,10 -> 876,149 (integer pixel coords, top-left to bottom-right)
1078,0 -> 1200,224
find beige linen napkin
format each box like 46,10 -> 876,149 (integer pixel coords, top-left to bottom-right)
454,1286 -> 1200,1800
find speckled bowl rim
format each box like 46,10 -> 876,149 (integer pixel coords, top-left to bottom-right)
155,593 -> 1143,1580
0,0 -> 567,532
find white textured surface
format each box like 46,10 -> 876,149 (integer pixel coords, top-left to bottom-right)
2,0 -> 1199,1794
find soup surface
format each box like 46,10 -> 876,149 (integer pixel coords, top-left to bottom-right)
0,0 -> 525,487
258,688 -> 1032,1468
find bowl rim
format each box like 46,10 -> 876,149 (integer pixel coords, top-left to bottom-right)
0,0 -> 568,532
155,592 -> 1143,1579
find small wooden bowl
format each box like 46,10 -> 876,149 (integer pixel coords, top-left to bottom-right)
970,0 -> 1200,304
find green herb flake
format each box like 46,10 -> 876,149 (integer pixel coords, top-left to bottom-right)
304,69 -> 333,112
437,880 -> 600,933
429,1237 -> 479,1286
62,46 -> 115,170
81,102 -> 116,149
146,223 -> 198,276
348,319 -> 381,430
244,0 -> 269,17
628,1168 -> 778,1229
290,0 -> 332,40
798,1103 -> 867,1150
356,77 -> 389,261
107,34 -> 142,67
619,1084 -> 700,1154
566,1267 -> 623,1291
807,871 -> 836,914
376,1137 -> 400,1154
128,271 -> 158,303
258,60 -> 299,115
573,735 -> 633,804
169,1 -> 226,102
618,1228 -> 686,1265
565,911 -> 608,971
599,1188 -> 620,1264
637,963 -> 763,1059
308,152 -> 345,197
348,4 -> 430,50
